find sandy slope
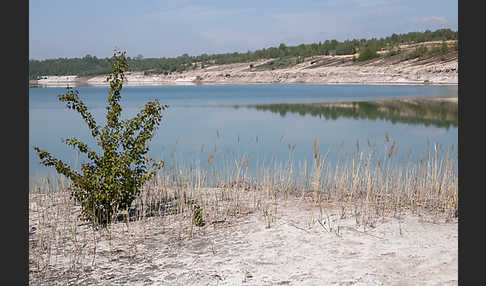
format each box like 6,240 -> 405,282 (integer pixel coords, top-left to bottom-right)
30,198 -> 457,285
34,52 -> 458,87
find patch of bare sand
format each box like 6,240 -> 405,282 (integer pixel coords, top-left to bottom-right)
32,198 -> 457,285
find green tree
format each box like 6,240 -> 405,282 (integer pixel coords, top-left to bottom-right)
34,51 -> 168,228
278,43 -> 288,57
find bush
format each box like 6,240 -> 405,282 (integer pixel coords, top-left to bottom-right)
192,204 -> 204,227
34,51 -> 168,228
440,41 -> 449,54
407,45 -> 428,59
357,47 -> 379,62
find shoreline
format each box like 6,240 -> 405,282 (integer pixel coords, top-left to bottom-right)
30,80 -> 459,88
31,53 -> 458,88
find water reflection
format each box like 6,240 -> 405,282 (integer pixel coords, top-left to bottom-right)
29,85 -> 458,190
243,98 -> 457,129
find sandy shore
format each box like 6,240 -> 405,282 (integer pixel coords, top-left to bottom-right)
29,195 -> 457,285
33,53 -> 458,88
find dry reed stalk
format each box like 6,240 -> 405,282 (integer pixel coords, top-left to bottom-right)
29,137 -> 457,283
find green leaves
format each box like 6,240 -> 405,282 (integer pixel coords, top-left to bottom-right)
357,47 -> 379,62
192,204 -> 204,227
34,50 -> 167,228
59,88 -> 100,138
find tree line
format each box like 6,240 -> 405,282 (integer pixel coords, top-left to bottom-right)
29,28 -> 457,79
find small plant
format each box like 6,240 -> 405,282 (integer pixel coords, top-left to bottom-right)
34,51 -> 168,228
192,204 -> 205,227
440,41 -> 449,55
263,209 -> 272,229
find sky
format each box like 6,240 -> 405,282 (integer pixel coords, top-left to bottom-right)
29,0 -> 458,60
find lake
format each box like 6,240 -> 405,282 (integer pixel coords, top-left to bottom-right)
29,84 -> 458,190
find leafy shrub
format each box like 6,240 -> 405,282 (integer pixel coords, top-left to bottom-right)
427,45 -> 442,56
192,204 -> 204,227
407,45 -> 428,59
34,51 -> 168,228
357,47 -> 379,62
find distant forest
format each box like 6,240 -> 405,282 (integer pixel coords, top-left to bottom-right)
29,28 -> 457,80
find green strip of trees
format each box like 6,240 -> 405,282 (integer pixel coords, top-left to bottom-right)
29,28 -> 457,79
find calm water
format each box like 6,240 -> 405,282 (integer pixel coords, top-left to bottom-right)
29,84 -> 458,189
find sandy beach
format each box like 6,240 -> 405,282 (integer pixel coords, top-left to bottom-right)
29,193 -> 457,286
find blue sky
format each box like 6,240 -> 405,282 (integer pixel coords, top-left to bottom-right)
29,0 -> 457,60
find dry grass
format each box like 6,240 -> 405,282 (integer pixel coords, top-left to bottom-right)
29,135 -> 457,284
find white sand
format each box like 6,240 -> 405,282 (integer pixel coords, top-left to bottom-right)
30,198 -> 457,285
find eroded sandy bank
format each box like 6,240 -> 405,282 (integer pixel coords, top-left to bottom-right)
33,53 -> 458,88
